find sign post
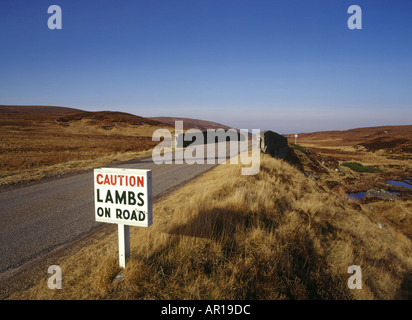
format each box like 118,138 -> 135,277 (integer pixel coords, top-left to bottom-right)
118,224 -> 130,269
94,168 -> 153,268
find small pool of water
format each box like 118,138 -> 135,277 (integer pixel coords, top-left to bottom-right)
347,190 -> 400,201
347,192 -> 366,200
386,180 -> 412,190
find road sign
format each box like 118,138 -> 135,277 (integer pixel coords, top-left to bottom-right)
94,168 -> 153,268
94,168 -> 152,227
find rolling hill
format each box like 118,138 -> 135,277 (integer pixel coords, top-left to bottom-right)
149,116 -> 234,131
0,106 -> 173,186
287,125 -> 412,150
0,105 -> 83,114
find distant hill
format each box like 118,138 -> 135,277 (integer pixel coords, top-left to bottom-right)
56,111 -> 167,128
0,106 -> 174,185
286,124 -> 412,154
0,105 -> 171,128
149,117 -> 234,131
0,105 -> 83,114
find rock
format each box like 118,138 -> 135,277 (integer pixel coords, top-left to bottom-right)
365,187 -> 400,201
304,171 -> 320,180
259,131 -> 289,159
112,271 -> 125,284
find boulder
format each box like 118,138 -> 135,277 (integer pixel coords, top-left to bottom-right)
259,131 -> 289,159
365,187 -> 400,201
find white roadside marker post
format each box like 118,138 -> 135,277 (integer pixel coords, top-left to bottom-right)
118,224 -> 130,268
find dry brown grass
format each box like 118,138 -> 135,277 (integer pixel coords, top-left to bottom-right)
0,109 -> 173,185
9,154 -> 412,300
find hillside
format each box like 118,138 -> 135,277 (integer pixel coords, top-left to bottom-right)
0,105 -> 83,114
0,106 -> 173,186
9,153 -> 412,300
283,125 -> 412,198
149,116 -> 234,131
287,125 -> 412,158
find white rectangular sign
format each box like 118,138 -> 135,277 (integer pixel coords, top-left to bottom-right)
94,168 -> 153,227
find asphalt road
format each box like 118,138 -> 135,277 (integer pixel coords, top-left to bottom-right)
0,142 -> 248,282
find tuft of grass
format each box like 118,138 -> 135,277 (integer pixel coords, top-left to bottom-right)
341,162 -> 381,173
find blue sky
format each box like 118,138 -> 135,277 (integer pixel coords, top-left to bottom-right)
0,0 -> 411,133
